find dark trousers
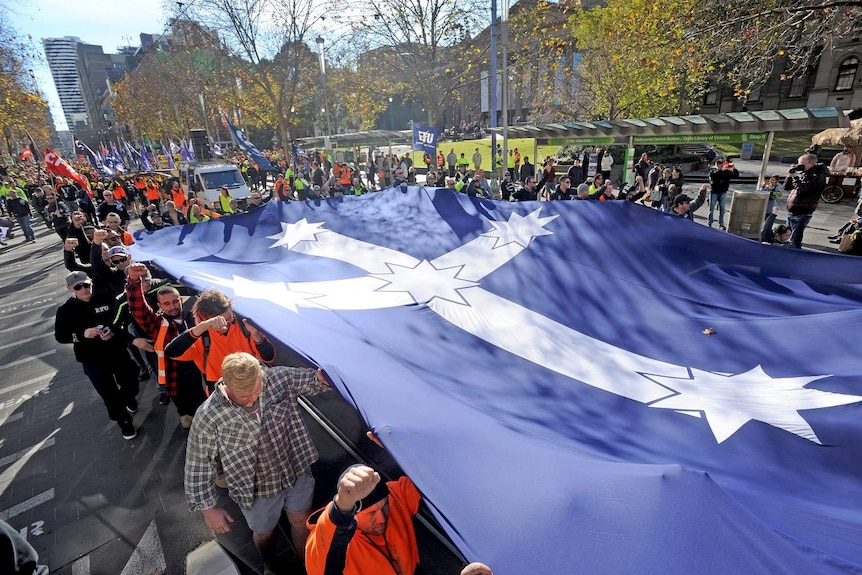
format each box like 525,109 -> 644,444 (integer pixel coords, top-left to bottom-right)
173,376 -> 207,417
82,358 -> 140,425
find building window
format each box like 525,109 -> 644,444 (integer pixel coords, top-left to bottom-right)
787,72 -> 809,98
835,56 -> 859,91
704,85 -> 719,105
747,85 -> 762,102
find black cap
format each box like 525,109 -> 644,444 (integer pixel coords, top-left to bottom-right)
338,465 -> 390,509
673,193 -> 692,206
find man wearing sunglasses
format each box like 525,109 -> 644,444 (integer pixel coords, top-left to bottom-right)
54,271 -> 140,440
89,232 -> 133,297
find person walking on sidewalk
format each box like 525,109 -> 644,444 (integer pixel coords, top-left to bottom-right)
125,263 -> 206,429
185,352 -> 331,573
54,271 -> 140,440
784,153 -> 829,249
5,189 -> 36,242
707,158 -> 738,230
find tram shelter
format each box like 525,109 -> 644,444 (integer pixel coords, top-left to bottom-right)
491,107 -> 850,184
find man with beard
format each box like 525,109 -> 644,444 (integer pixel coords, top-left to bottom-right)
126,263 -> 206,428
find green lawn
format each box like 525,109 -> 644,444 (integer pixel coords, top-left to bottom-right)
408,130 -> 829,169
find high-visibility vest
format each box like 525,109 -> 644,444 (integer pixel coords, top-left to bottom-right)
171,188 -> 187,209
219,194 -> 234,214
145,184 -> 160,201
155,318 -> 170,385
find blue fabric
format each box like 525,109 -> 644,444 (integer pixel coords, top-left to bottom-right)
412,122 -> 440,155
130,188 -> 862,575
226,117 -> 275,171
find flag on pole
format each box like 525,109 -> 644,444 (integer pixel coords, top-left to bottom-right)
162,143 -> 176,170
140,145 -> 152,171
45,147 -> 90,190
179,141 -> 193,162
129,190 -> 862,575
25,131 -> 41,163
18,148 -> 32,161
74,137 -> 102,170
224,115 -> 275,171
412,122 -> 440,155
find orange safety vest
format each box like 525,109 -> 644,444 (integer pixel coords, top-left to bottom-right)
145,184 -> 160,201
340,167 -> 351,186
113,185 -> 127,200
170,188 -> 187,210
155,318 -> 170,385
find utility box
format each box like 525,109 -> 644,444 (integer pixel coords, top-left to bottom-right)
727,191 -> 768,239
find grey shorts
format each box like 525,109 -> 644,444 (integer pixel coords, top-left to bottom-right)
240,471 -> 315,533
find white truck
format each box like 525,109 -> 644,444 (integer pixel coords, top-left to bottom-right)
178,161 -> 251,211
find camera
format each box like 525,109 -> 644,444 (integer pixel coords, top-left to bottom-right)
789,164 -> 804,174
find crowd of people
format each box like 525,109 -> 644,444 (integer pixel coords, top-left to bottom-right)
2,136 -> 858,574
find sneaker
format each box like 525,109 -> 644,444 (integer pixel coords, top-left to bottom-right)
829,238 -> 842,244
120,421 -> 137,440
180,415 -> 193,429
828,235 -> 840,240
719,225 -> 726,231
158,393 -> 170,406
126,399 -> 138,414
214,473 -> 227,489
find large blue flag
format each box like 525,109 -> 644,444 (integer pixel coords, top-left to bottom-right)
225,115 -> 275,171
129,189 -> 862,575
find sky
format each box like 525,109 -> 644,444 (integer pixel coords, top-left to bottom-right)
6,0 -> 169,131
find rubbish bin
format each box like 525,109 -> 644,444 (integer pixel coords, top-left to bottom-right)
727,191 -> 768,239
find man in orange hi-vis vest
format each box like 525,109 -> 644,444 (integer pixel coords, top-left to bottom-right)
125,263 -> 206,429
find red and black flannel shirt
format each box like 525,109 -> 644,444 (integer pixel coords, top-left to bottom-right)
126,278 -> 191,396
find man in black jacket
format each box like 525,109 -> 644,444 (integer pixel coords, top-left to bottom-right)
54,271 -> 140,439
707,159 -> 739,229
784,153 -> 829,248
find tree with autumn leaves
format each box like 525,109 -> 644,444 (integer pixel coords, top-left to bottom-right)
0,15 -> 54,159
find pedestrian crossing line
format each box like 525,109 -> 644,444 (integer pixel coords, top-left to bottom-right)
0,333 -> 53,352
4,301 -> 58,319
0,291 -> 63,309
0,372 -> 56,396
0,319 -> 44,334
0,437 -> 56,468
0,350 -> 56,371
0,488 -> 55,520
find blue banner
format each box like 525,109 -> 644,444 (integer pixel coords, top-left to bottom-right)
225,116 -> 275,171
412,122 -> 439,155
130,190 -> 862,575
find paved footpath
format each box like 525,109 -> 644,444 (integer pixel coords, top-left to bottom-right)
0,189 -> 856,574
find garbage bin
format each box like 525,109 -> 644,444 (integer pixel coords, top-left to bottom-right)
727,191 -> 768,239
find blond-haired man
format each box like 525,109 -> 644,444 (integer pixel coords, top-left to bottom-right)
184,352 -> 330,572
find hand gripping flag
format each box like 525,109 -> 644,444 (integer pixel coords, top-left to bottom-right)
224,115 -> 275,171
130,189 -> 862,575
45,148 -> 90,191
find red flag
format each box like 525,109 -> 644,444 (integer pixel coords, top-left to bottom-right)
44,147 -> 91,191
18,148 -> 32,161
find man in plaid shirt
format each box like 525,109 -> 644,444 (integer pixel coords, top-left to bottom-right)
185,352 -> 331,572
125,263 -> 206,428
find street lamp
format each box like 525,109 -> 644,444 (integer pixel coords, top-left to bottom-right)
315,36 -> 331,152
388,97 -> 394,131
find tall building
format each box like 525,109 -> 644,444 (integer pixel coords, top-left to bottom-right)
42,37 -> 87,131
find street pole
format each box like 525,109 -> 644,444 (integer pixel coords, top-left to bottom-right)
316,36 -> 331,155
490,0 -> 498,175
501,0 -> 510,189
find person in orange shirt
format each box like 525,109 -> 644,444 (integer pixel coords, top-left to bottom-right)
168,180 -> 188,210
144,177 -> 161,206
164,288 -> 275,391
306,464 -> 421,575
